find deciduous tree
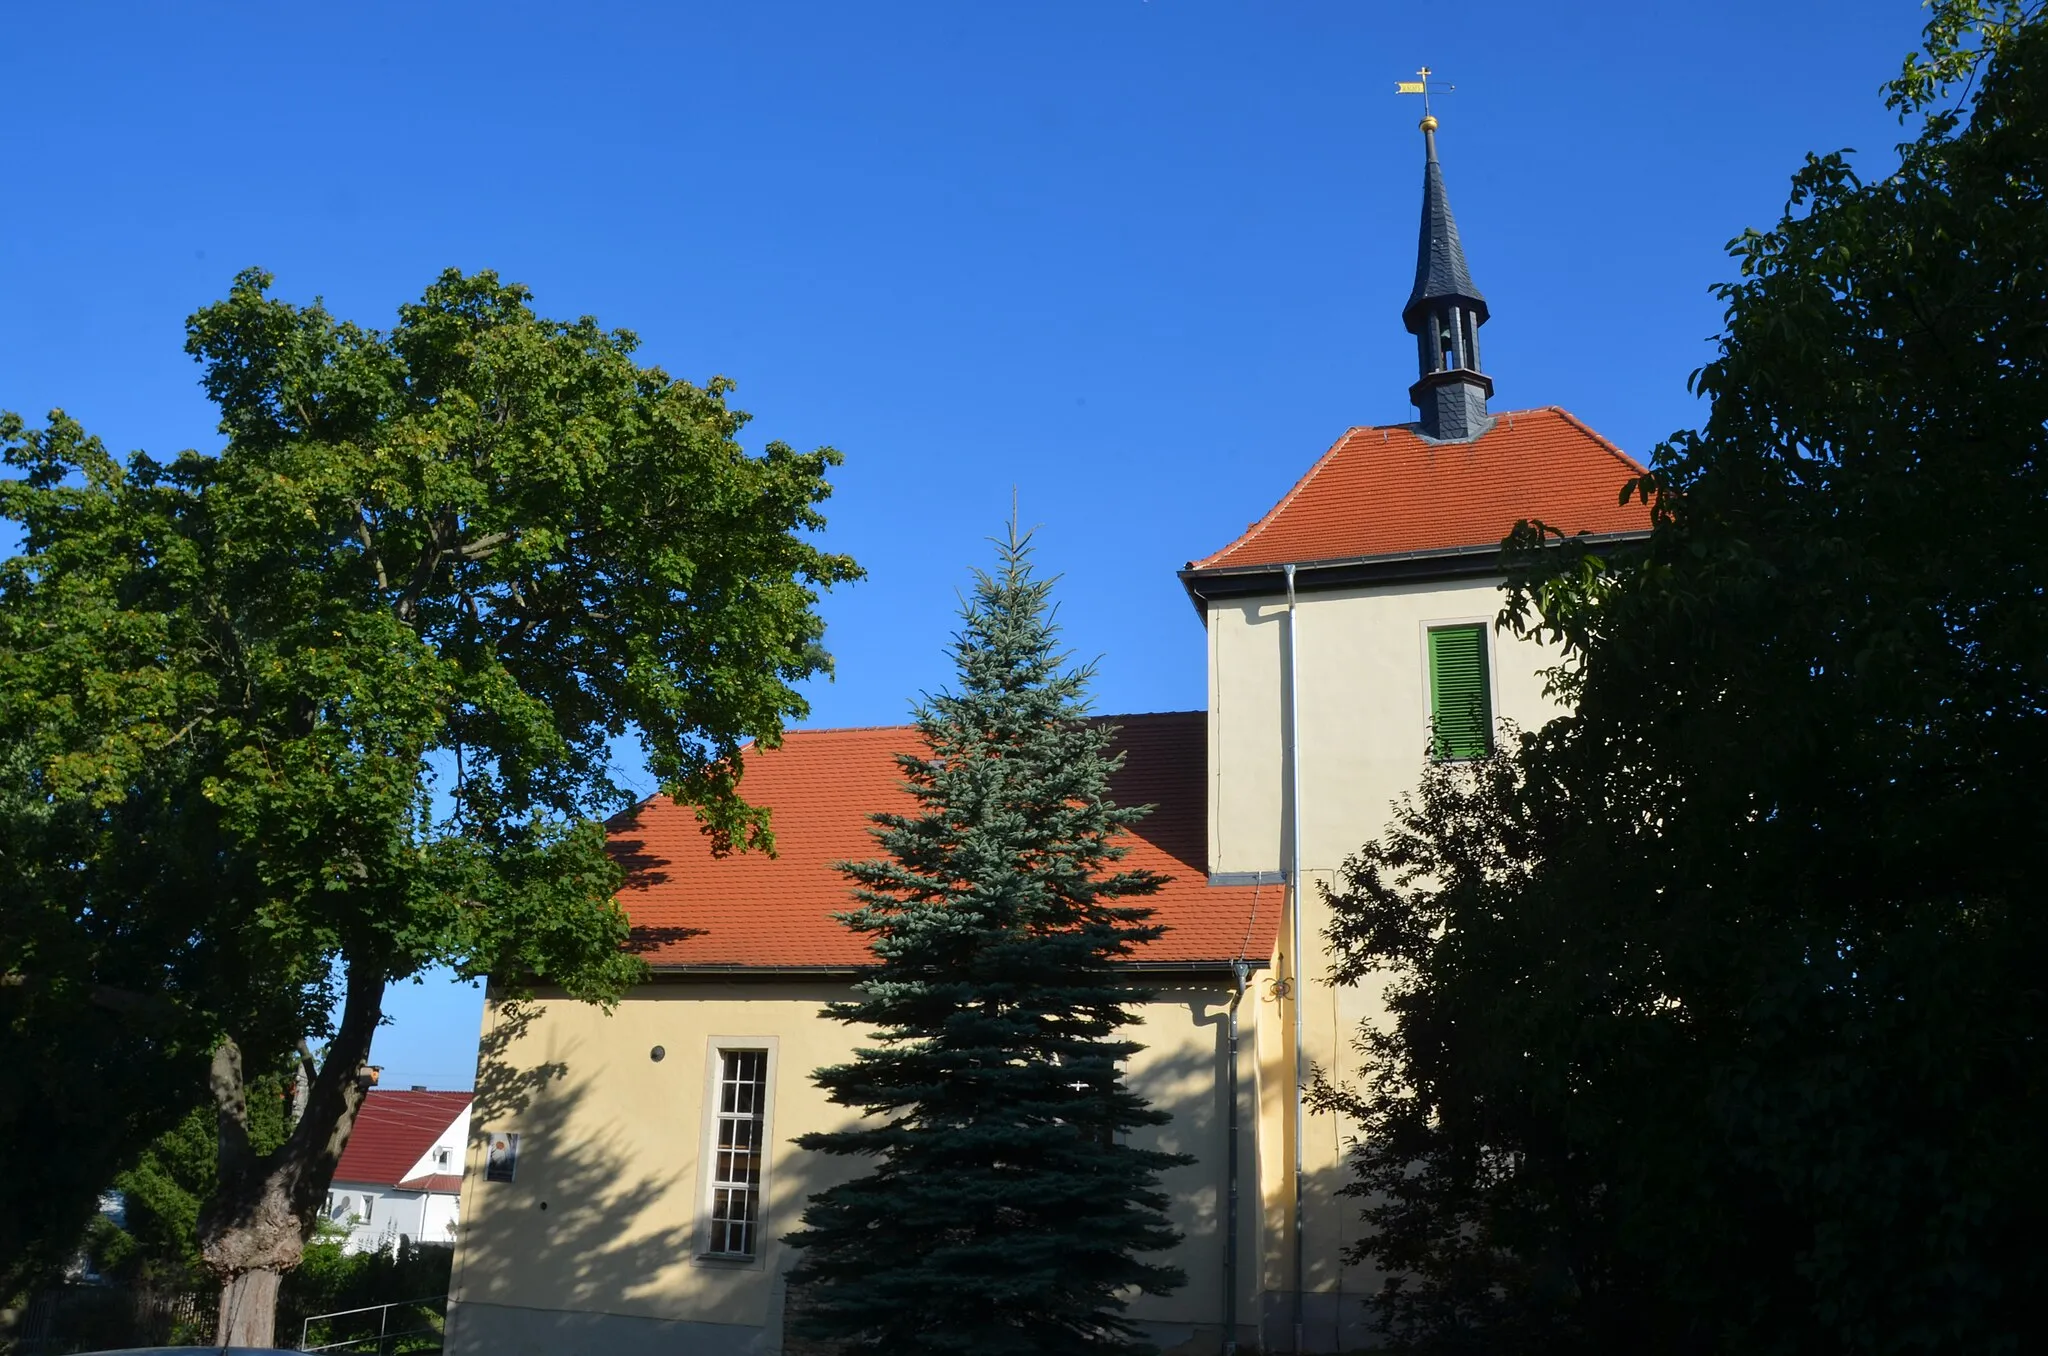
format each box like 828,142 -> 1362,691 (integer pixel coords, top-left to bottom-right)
0,269 -> 859,1341
1313,5 -> 2048,1352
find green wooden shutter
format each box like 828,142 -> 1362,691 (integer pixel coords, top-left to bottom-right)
1428,624 -> 1492,759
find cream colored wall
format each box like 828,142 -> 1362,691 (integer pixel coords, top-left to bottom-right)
450,981 -> 864,1341
1209,576 -> 1558,880
1208,576 -> 1563,1330
1119,980 -> 1263,1346
449,974 -> 1264,1354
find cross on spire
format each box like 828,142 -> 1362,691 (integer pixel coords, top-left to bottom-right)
1394,66 -> 1454,119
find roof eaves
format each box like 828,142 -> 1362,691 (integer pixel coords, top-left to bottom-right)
640,958 -> 1266,980
1180,529 -> 1652,607
644,964 -> 867,980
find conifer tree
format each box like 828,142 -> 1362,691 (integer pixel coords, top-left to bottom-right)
785,526 -> 1188,1356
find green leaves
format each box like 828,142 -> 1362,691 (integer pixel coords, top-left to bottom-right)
1322,5 -> 2048,1352
1,267 -> 858,1280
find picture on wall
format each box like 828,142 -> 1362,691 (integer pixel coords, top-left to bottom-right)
485,1130 -> 520,1182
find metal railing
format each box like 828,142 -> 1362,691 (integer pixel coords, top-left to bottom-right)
297,1293 -> 446,1353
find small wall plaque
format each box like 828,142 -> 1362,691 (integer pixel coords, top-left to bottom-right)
485,1130 -> 521,1182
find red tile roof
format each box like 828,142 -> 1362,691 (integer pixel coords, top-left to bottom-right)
333,1090 -> 471,1188
611,712 -> 1277,969
395,1173 -> 465,1193
1190,407 -> 1648,571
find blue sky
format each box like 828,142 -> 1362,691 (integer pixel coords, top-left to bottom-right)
4,1 -> 1932,1089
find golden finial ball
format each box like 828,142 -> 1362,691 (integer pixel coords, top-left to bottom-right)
1420,114 -> 1439,132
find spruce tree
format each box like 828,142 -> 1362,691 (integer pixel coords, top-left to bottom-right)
785,526 -> 1188,1356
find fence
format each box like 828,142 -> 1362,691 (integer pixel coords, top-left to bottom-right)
6,1284 -> 445,1353
298,1294 -> 447,1354
11,1284 -> 212,1352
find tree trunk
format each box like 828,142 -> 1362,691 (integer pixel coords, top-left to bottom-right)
199,959 -> 386,1349
217,1266 -> 282,1347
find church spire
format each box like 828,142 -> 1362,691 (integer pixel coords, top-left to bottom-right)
1403,114 -> 1493,441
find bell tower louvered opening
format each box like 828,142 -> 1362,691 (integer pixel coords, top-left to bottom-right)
1402,115 -> 1494,442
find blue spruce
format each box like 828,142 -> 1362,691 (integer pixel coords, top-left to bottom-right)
785,525 -> 1189,1355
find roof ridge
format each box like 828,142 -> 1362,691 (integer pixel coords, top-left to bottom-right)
622,714 -> 1212,814
1190,427 -> 1366,570
1546,405 -> 1650,475
1178,405 -> 1650,580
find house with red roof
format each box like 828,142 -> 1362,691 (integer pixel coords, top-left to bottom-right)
447,112 -> 1646,1356
325,1089 -> 472,1255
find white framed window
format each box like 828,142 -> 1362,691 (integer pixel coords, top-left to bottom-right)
695,1038 -> 778,1263
326,1192 -> 376,1224
431,1146 -> 453,1172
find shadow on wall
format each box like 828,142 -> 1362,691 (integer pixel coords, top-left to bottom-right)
446,995 -> 844,1356
1176,970 -> 1387,1356
447,980 -> 1379,1355
1123,985 -> 1250,1355
1036,978 -> 1377,1355
1304,1071 -> 1393,1354
1270,1157 -> 1382,1356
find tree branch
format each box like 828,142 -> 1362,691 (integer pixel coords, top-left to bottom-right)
393,518 -> 451,626
211,1037 -> 255,1186
350,503 -> 390,589
156,712 -> 214,750
280,955 -> 386,1207
2,975 -> 184,1024
291,1040 -> 317,1127
450,531 -> 513,562
90,983 -> 182,1021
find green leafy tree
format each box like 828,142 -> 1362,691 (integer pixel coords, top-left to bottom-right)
785,528 -> 1187,1356
282,1231 -> 454,1353
85,1080 -> 291,1290
0,268 -> 859,1341
1310,5 -> 2048,1353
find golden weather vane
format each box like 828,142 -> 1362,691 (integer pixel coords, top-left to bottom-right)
1395,66 -> 1456,119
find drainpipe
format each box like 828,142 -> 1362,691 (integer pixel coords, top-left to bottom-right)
1284,563 -> 1306,1354
1223,958 -> 1248,1356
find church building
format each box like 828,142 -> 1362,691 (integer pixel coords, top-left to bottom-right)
444,114 -> 1649,1356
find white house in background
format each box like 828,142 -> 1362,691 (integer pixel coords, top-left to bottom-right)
326,1089 -> 474,1254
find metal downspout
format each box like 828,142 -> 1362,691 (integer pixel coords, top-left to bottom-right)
1284,563 -> 1306,1354
1223,958 -> 1248,1356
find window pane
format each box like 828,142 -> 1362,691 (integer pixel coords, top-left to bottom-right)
708,1048 -> 769,1257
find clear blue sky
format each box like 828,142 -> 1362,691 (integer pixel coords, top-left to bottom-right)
3,0 -> 1930,1089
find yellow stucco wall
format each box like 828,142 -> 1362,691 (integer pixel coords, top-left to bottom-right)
1207,576 -> 1564,1337
448,973 -> 1266,1354
1208,577 -> 1560,881
444,575 -> 1557,1353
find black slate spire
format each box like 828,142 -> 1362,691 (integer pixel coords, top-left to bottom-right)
1403,115 -> 1493,441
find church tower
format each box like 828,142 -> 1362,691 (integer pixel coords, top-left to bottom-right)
1180,97 -> 1651,1353
1403,114 -> 1493,441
